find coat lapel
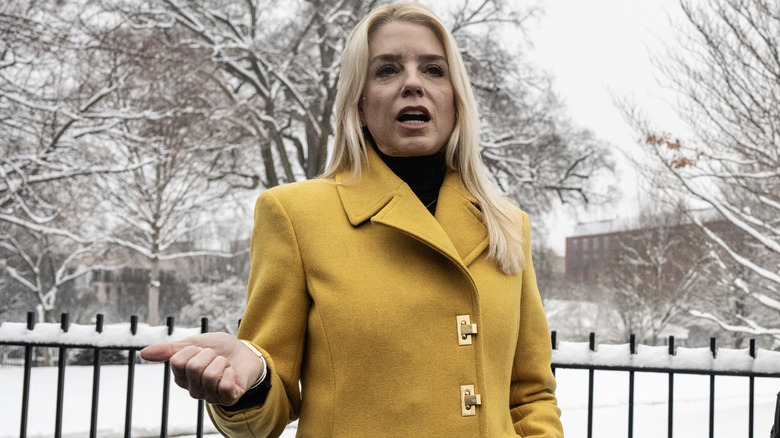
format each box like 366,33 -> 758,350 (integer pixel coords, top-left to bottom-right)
336,147 -> 488,267
435,172 -> 489,266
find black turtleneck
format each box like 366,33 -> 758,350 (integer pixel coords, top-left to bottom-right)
373,143 -> 446,215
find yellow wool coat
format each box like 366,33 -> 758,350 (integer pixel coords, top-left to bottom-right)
207,147 -> 563,437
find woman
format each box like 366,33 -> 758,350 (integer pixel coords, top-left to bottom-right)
141,2 -> 563,437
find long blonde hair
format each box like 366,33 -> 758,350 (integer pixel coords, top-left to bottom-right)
323,2 -> 525,274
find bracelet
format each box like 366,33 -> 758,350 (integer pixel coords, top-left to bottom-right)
239,340 -> 268,389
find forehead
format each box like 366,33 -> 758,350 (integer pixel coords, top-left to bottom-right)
368,21 -> 445,60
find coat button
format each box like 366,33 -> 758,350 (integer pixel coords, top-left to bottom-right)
456,315 -> 477,346
460,384 -> 482,417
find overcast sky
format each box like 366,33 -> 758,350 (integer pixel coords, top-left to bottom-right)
531,0 -> 694,141
524,0 -> 692,252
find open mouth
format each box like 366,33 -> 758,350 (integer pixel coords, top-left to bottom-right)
397,108 -> 431,124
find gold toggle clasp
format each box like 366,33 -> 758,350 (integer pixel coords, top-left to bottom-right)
460,385 -> 482,416
456,315 -> 477,346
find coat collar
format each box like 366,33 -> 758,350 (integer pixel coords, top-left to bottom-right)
335,147 -> 489,267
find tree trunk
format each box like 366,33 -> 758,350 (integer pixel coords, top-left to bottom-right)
148,255 -> 160,326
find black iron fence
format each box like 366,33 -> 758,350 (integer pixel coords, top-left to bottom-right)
2,313 -> 780,437
0,312 -> 210,438
551,331 -> 780,438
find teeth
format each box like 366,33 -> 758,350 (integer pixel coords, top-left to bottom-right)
404,110 -> 424,116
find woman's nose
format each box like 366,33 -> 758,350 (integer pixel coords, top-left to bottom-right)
401,71 -> 424,97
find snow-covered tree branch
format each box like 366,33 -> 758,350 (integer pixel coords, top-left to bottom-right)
625,0 -> 780,343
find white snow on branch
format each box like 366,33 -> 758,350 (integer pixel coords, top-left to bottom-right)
690,310 -> 780,337
0,214 -> 89,244
694,216 -> 780,287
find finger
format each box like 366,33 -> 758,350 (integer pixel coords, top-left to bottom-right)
140,342 -> 183,362
201,355 -> 236,405
169,346 -> 204,391
141,339 -> 195,362
142,333 -> 241,364
182,348 -> 218,400
217,365 -> 242,406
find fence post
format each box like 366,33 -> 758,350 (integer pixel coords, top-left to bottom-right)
197,317 -> 209,438
20,311 -> 35,438
161,316 -> 175,438
54,313 -> 70,438
668,336 -> 675,438
749,339 -> 756,438
587,333 -> 595,438
550,331 -> 557,377
90,314 -> 104,438
124,315 -> 138,438
628,334 -> 636,438
709,337 -> 716,438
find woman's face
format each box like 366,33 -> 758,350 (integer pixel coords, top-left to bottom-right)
361,21 -> 455,157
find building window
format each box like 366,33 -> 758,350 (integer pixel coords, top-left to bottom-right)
582,238 -> 589,269
571,240 -> 579,270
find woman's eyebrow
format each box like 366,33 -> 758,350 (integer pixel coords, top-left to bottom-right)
370,54 -> 402,65
369,53 -> 447,65
418,54 -> 447,64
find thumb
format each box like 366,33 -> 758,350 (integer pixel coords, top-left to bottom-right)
140,341 -> 189,362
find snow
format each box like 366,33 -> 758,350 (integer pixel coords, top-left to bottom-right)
557,370 -> 779,437
553,342 -> 780,374
2,322 -> 780,436
1,364 -> 777,438
0,364 -> 215,438
0,321 -> 202,348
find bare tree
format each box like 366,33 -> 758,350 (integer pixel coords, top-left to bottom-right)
0,1 -> 154,322
600,206 -> 713,345
3,0 -> 616,324
454,3 -> 614,216
624,0 -> 780,342
102,0 -> 372,187
84,28 -> 244,325
102,0 -> 613,209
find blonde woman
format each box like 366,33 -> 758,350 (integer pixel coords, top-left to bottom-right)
142,2 -> 563,436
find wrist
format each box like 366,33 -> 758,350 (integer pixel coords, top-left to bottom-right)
239,340 -> 267,388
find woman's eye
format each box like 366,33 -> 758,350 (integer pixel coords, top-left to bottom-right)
376,65 -> 397,76
425,65 -> 445,77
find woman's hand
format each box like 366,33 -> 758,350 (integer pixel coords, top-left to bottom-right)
140,332 -> 264,406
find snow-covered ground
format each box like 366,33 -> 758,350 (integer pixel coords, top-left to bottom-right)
557,370 -> 778,437
1,364 -> 778,437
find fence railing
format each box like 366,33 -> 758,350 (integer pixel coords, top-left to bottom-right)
551,331 -> 780,438
0,312 -> 205,438
2,313 -> 780,437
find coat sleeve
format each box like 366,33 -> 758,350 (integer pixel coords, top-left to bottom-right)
509,212 -> 563,437
207,189 -> 310,438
